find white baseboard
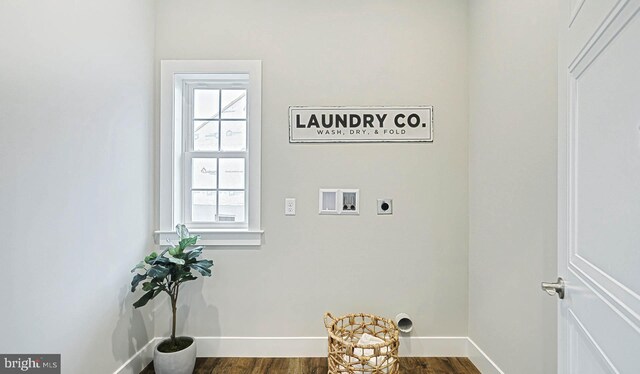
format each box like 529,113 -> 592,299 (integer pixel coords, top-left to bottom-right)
113,336 -> 500,374
113,337 -> 159,374
398,336 -> 469,357
467,338 -> 504,374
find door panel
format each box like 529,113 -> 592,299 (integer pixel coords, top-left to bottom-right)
569,310 -> 616,374
559,0 -> 640,373
574,7 -> 640,294
568,269 -> 640,373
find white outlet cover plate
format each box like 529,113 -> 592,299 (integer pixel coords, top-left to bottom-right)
285,198 -> 296,215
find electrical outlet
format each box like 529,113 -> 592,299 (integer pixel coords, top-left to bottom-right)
285,198 -> 296,216
377,199 -> 393,215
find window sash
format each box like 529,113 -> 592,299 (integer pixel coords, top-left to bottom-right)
182,80 -> 249,229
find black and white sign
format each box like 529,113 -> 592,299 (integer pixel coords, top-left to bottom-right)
289,106 -> 433,143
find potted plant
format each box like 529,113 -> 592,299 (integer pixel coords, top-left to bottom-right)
130,224 -> 213,374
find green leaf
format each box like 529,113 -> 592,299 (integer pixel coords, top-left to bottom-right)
131,273 -> 147,292
176,224 -> 190,239
191,266 -> 211,277
167,256 -> 185,265
195,259 -> 213,268
133,289 -> 159,308
168,246 -> 179,256
130,261 -> 146,273
190,260 -> 213,277
185,247 -> 203,260
151,256 -> 170,265
147,265 -> 170,279
142,282 -> 154,291
179,236 -> 198,249
179,274 -> 197,283
144,252 -> 158,264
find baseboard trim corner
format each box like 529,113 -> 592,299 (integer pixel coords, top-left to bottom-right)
113,337 -> 158,374
467,338 -> 504,374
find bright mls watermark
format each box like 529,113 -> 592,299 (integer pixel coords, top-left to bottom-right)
0,355 -> 60,373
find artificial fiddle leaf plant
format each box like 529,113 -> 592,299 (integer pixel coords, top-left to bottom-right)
130,224 -> 213,352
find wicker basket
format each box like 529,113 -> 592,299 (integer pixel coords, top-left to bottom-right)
324,312 -> 400,374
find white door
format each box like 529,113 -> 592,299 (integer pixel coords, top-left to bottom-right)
555,0 -> 640,373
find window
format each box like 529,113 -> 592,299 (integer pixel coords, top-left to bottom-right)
157,61 -> 262,246
186,81 -> 248,226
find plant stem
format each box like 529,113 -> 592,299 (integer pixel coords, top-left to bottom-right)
170,285 -> 178,345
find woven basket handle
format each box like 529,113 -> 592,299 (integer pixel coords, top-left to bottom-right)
323,312 -> 337,329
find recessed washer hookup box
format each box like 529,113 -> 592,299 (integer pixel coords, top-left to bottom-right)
289,106 -> 433,143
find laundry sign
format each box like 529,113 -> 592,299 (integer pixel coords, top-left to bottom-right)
289,106 -> 433,143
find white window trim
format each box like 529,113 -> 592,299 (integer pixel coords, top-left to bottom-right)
156,60 -> 263,246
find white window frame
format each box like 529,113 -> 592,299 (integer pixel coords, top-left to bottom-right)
156,60 -> 262,246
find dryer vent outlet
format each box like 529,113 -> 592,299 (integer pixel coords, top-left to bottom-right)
377,199 -> 393,215
395,313 -> 413,333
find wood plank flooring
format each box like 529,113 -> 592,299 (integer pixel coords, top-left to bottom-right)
140,357 -> 481,373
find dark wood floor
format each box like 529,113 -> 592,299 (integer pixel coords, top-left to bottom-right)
141,357 -> 481,373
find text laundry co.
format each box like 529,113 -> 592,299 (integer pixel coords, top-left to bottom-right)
294,113 -> 428,129
289,106 -> 433,143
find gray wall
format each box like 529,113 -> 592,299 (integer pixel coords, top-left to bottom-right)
154,0 -> 470,339
468,1 -> 558,373
0,1 -> 156,372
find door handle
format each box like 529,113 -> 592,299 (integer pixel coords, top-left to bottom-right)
541,277 -> 565,299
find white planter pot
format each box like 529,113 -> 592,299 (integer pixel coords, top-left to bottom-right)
153,336 -> 196,374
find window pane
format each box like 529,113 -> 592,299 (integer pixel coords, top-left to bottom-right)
218,158 -> 244,189
192,191 -> 216,222
218,191 -> 245,222
220,121 -> 246,151
193,121 -> 219,151
194,89 -> 220,119
221,89 -> 246,119
192,158 -> 217,189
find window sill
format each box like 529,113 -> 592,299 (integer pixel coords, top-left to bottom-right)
154,229 -> 263,247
